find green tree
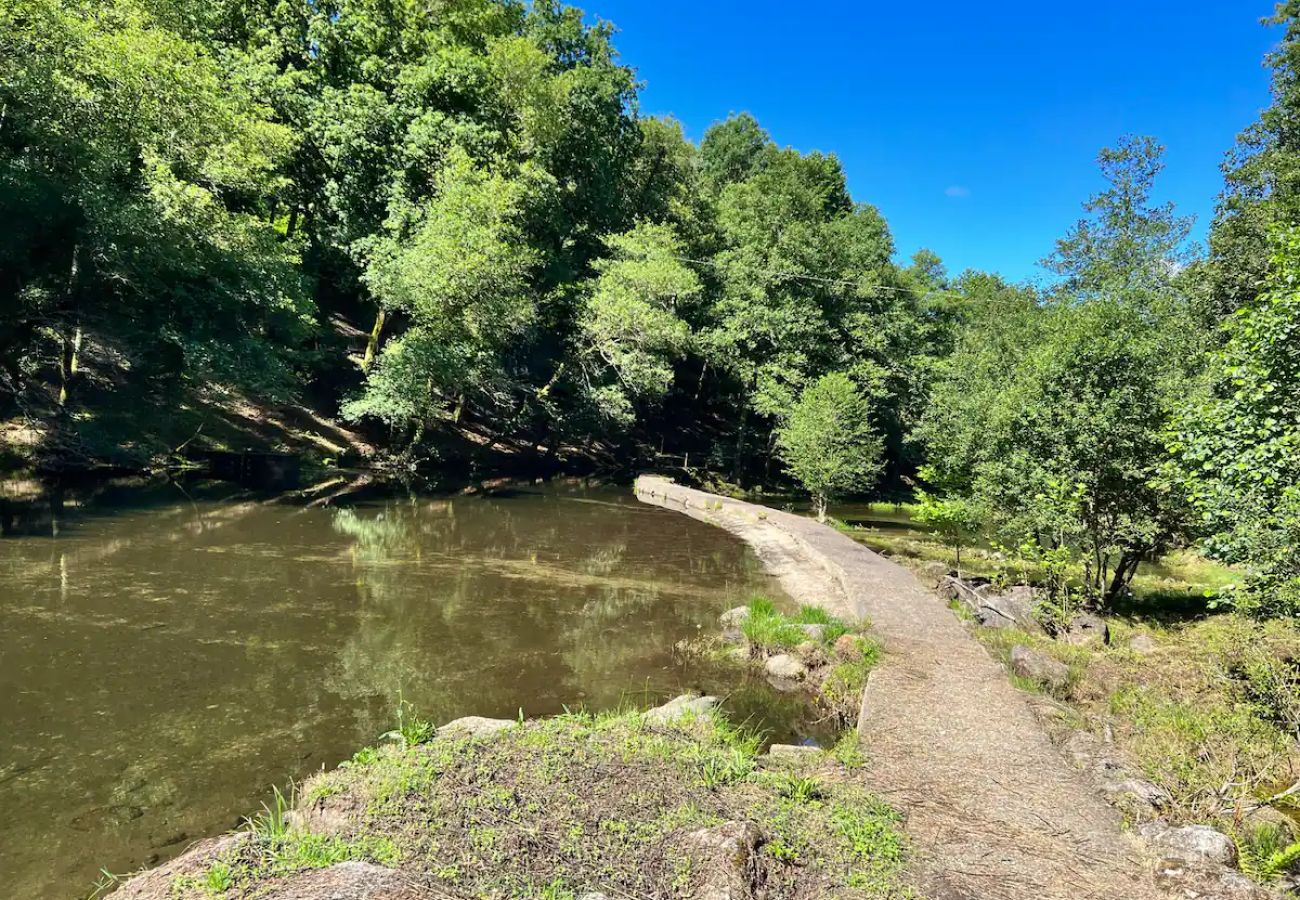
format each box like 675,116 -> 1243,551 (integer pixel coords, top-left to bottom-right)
919,297 -> 1178,608
776,373 -> 882,522
1043,136 -> 1195,316
913,484 -> 981,578
574,223 -> 697,429
1172,227 -> 1300,618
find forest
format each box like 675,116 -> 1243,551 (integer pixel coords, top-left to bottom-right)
4,0 -> 1300,624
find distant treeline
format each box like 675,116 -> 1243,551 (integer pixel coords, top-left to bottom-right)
5,0 -> 1300,614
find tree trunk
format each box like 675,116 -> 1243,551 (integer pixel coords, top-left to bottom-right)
1103,551 -> 1142,608
58,246 -> 81,408
732,402 -> 750,484
815,494 -> 828,523
361,307 -> 386,373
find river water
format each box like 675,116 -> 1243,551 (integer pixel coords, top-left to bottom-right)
0,477 -> 802,898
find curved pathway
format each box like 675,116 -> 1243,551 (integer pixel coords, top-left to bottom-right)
635,476 -> 1163,900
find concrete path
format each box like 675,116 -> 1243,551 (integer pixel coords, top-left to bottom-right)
636,476 -> 1163,900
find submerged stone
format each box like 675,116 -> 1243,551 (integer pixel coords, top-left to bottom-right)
644,694 -> 719,724
764,653 -> 808,682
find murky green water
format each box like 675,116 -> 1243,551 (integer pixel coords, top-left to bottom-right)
0,477 -> 798,899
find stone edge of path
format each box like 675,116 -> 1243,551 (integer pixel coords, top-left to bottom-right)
634,474 -> 1177,900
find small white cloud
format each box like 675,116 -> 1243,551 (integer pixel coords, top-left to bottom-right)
945,185 -> 971,199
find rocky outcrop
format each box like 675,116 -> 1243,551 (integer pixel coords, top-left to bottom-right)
1139,823 -> 1238,869
436,716 -> 515,738
111,834 -> 249,899
942,577 -> 1044,633
1009,645 -> 1071,694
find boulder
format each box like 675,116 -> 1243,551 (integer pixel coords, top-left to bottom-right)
797,623 -> 827,641
110,834 -> 250,899
1139,822 -> 1237,869
975,585 -> 1042,632
1009,645 -> 1071,694
1062,612 -> 1111,648
942,577 -> 1043,633
436,716 -> 515,739
918,560 -> 951,589
681,821 -> 763,900
645,694 -> 719,725
764,654 -> 808,682
285,785 -> 363,836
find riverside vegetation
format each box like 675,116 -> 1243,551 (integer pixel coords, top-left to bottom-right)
15,0 -> 1300,896
107,701 -> 914,899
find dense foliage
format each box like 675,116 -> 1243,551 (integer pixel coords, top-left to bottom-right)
7,0 -> 1300,618
776,372 -> 881,521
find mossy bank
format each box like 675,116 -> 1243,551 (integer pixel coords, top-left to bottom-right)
105,702 -> 914,900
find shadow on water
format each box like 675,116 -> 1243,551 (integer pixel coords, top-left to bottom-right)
0,474 -> 820,898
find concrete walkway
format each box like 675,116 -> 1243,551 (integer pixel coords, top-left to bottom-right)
636,476 -> 1163,900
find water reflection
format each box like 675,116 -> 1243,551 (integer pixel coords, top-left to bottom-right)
0,478 -> 794,898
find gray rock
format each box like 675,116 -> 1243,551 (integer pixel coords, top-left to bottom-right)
578,894 -> 609,900
1128,632 -> 1159,655
793,640 -> 826,667
1153,861 -> 1271,899
436,716 -> 516,739
919,560 -> 951,588
797,623 -> 827,641
719,606 -> 750,628
936,575 -> 963,601
682,821 -> 763,900
644,694 -> 719,724
1063,612 -> 1111,648
976,584 -> 1043,632
764,653 -> 808,682
942,576 -> 1044,633
1102,778 -> 1171,809
1139,822 -> 1237,869
1009,645 -> 1071,694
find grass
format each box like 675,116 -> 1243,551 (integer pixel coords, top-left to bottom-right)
967,612 -> 1300,846
170,708 -> 915,899
740,596 -> 852,654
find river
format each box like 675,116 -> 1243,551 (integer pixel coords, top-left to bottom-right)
0,476 -> 805,898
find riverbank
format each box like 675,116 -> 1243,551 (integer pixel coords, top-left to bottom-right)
107,701 -> 915,899
634,476 -> 1165,899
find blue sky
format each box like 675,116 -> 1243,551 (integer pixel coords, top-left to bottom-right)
584,1 -> 1280,283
